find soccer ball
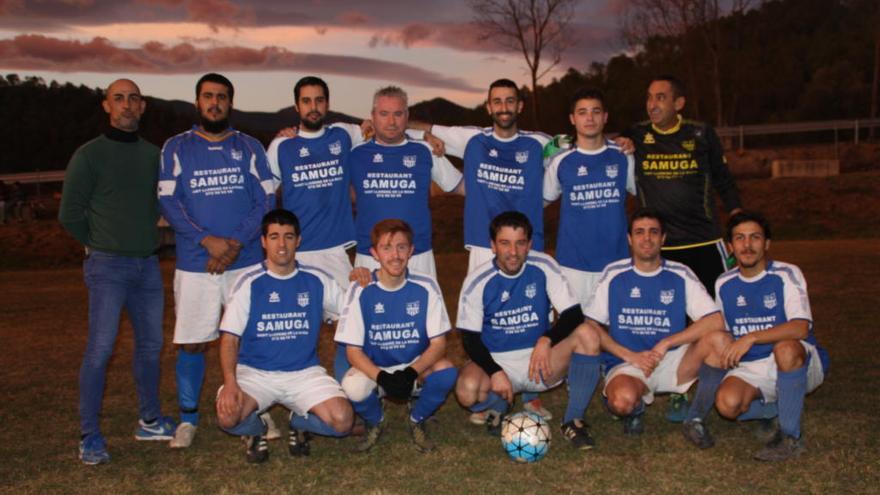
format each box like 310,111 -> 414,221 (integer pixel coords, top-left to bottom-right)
500,412 -> 551,463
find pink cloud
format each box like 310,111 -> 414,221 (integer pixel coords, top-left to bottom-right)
337,10 -> 371,26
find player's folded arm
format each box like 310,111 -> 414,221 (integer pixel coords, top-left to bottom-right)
460,328 -> 502,376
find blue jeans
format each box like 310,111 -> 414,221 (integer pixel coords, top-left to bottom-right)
80,251 -> 164,436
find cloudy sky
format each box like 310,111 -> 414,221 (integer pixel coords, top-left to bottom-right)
0,0 -> 625,116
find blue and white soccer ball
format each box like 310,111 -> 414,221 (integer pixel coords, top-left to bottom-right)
501,412 -> 551,463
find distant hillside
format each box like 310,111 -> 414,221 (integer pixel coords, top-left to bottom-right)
409,98 -> 488,127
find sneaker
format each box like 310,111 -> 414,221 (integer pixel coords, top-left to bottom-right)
753,417 -> 779,443
356,420 -> 385,453
523,398 -> 553,420
408,420 -> 435,453
754,432 -> 805,462
665,393 -> 689,423
623,413 -> 645,436
244,432 -> 269,464
135,416 -> 177,441
262,412 -> 281,441
469,410 -> 488,425
288,427 -> 311,457
485,410 -> 506,437
169,422 -> 197,449
560,419 -> 595,450
682,419 -> 715,449
79,434 -> 110,465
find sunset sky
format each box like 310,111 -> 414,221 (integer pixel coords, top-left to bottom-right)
0,0 -> 626,116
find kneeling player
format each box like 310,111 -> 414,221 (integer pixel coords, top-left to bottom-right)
215,209 -> 352,463
456,211 -> 602,450
335,219 -> 458,453
584,208 -> 728,442
712,211 -> 829,461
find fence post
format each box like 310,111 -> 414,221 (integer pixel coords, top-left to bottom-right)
834,125 -> 839,158
854,119 -> 859,145
739,126 -> 744,151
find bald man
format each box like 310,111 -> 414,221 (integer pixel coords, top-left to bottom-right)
60,79 -> 177,466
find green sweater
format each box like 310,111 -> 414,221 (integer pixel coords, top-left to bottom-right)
59,131 -> 160,257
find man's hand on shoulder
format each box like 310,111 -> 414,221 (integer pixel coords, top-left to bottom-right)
613,136 -> 635,155
423,131 -> 446,157
349,267 -> 371,288
276,126 -> 298,139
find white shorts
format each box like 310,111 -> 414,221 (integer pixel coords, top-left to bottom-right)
491,347 -> 563,394
173,263 -> 261,344
355,250 -> 437,279
340,360 -> 420,401
560,265 -> 602,312
723,341 -> 825,403
466,246 -> 495,274
231,364 -> 345,416
297,244 -> 354,290
603,344 -> 695,404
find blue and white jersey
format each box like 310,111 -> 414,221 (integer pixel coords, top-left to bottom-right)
350,138 -> 462,256
544,143 -> 636,272
220,262 -> 345,372
715,260 -> 828,369
159,126 -> 274,272
431,125 -> 550,251
585,258 -> 717,368
457,252 -> 578,353
335,270 -> 450,367
267,123 -> 361,252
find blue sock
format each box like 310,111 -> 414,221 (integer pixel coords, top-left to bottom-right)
737,399 -> 778,421
777,364 -> 807,438
291,413 -> 347,437
685,364 -> 726,422
333,344 -> 350,384
222,411 -> 264,437
563,353 -> 600,424
175,350 -> 205,425
352,391 -> 384,427
471,391 -> 509,414
411,368 -> 457,423
522,392 -> 538,404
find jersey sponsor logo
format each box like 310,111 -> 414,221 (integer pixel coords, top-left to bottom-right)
489,149 -> 498,158
362,172 -> 418,197
515,150 -> 529,164
577,165 -> 588,177
477,163 -> 525,192
299,147 -> 310,158
617,309 -> 672,330
297,292 -> 310,307
660,289 -> 675,305
501,290 -> 510,302
373,153 -> 384,163
525,283 -> 537,299
290,160 -> 344,184
231,149 -> 243,161
737,294 -> 747,307
256,318 -> 310,332
189,167 -> 246,194
641,154 -> 699,174
630,286 -> 641,298
490,305 -> 540,329
402,155 -> 417,168
374,302 -> 385,314
269,291 -> 280,303
329,141 -> 342,156
763,293 -> 777,309
606,164 -> 618,178
682,139 -> 696,151
255,311 -> 311,334
643,133 -> 655,144
208,145 -> 223,151
406,300 -> 420,316
368,322 -> 421,344
568,181 -> 621,205
731,315 -> 776,337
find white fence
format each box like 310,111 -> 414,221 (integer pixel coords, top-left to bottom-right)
717,118 -> 880,150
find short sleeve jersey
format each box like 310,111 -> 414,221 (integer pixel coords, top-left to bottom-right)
432,125 -> 550,250
335,271 -> 451,367
349,138 -> 461,255
585,258 -> 717,368
543,142 -> 636,272
219,263 -> 344,372
457,252 -> 578,353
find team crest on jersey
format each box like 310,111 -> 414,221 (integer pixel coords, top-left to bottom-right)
525,283 -> 537,299
489,149 -> 499,158
577,165 -> 588,177
269,291 -> 280,303
643,133 -> 655,144
406,301 -> 420,316
630,286 -> 641,298
374,302 -> 385,314
682,139 -> 696,152
606,164 -> 618,178
403,155 -> 417,168
231,149 -> 243,161
660,289 -> 675,305
299,147 -> 310,158
737,295 -> 747,307
297,292 -> 310,307
329,141 -> 342,156
373,153 -> 384,163
763,293 -> 777,310
515,151 -> 529,164
501,290 -> 510,302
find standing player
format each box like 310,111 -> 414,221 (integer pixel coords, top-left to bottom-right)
711,211 -> 829,461
60,79 -> 176,465
216,209 -> 352,463
349,86 -> 463,279
335,219 -> 457,453
159,73 -> 274,449
456,212 -> 603,450
583,208 -> 729,438
544,88 -> 636,307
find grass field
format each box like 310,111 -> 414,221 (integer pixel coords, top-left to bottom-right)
1,239 -> 878,494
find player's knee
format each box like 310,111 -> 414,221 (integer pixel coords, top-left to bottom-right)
574,323 -> 601,354
772,340 -> 805,371
216,410 -> 239,430
341,372 -> 375,402
327,404 -> 354,434
454,375 -> 481,407
714,388 -> 743,419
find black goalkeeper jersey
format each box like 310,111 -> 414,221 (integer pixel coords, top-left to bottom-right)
625,116 -> 741,248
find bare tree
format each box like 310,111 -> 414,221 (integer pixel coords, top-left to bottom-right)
469,0 -> 578,126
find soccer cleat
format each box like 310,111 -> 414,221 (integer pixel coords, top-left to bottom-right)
408,419 -> 435,453
356,420 -> 385,453
485,410 -> 506,437
288,427 -> 311,457
262,412 -> 282,441
623,412 -> 645,436
79,434 -> 110,465
244,433 -> 269,464
560,419 -> 595,450
682,419 -> 715,449
135,416 -> 177,441
523,398 -> 553,420
754,432 -> 805,462
469,410 -> 488,425
169,422 -> 197,449
665,393 -> 690,423
753,417 -> 779,443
